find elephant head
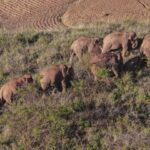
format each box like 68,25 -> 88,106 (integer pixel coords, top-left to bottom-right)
23,74 -> 33,83
59,64 -> 74,80
128,32 -> 138,49
16,74 -> 33,87
59,64 -> 74,87
88,37 -> 102,54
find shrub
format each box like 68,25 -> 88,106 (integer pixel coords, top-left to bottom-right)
72,99 -> 86,112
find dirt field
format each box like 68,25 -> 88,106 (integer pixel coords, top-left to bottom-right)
0,0 -> 150,31
0,0 -> 75,31
63,0 -> 150,26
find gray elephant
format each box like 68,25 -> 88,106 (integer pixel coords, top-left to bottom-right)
140,33 -> 150,57
101,31 -> 138,57
39,64 -> 74,94
90,52 -> 123,81
69,36 -> 101,64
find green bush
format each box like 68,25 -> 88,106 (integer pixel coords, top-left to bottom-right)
72,99 -> 86,112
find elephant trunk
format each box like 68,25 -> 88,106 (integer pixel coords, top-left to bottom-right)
131,39 -> 138,49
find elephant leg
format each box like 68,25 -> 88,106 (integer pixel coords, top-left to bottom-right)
61,80 -> 66,93
139,47 -> 145,57
69,51 -> 75,65
94,75 -> 98,81
112,66 -> 119,78
76,50 -> 82,63
12,88 -> 17,94
3,90 -> 12,105
122,42 -> 129,57
91,65 -> 98,81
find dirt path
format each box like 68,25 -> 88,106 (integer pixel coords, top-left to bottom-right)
0,0 -> 150,31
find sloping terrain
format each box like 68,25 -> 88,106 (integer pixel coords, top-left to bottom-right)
0,0 -> 76,31
62,0 -> 150,26
0,21 -> 149,150
0,1 -> 150,149
0,0 -> 150,31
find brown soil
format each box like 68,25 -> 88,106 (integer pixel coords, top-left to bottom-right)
0,0 -> 76,31
0,0 -> 150,31
62,0 -> 150,26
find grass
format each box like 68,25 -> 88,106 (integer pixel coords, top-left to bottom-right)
0,20 -> 149,149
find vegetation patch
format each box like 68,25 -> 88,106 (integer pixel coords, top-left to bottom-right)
0,21 -> 149,149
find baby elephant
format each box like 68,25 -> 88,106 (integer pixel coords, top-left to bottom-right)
39,64 -> 74,94
90,52 -> 123,81
0,74 -> 33,105
140,33 -> 150,57
69,36 -> 101,64
102,31 -> 138,57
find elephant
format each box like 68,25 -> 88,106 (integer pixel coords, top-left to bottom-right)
39,64 -> 74,94
69,36 -> 101,64
90,52 -> 123,81
101,31 -> 138,57
0,74 -> 33,105
140,33 -> 150,57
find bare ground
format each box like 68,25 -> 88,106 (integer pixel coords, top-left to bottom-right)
62,0 -> 150,26
0,0 -> 150,31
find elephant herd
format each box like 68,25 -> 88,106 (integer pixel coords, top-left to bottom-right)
0,31 -> 150,105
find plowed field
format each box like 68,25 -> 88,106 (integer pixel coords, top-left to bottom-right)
0,0 -> 76,31
0,0 -> 150,31
62,0 -> 150,26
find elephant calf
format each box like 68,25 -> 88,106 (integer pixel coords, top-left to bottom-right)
90,52 -> 123,81
39,64 -> 74,94
102,31 -> 138,57
0,74 -> 33,104
69,36 -> 101,64
140,33 -> 150,57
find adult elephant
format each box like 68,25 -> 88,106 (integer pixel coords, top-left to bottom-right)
140,33 -> 150,57
90,52 -> 123,81
39,64 -> 74,94
101,31 -> 138,57
69,36 -> 101,64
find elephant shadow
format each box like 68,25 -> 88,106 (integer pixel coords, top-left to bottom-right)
0,100 -> 6,111
124,55 -> 147,75
137,38 -> 144,49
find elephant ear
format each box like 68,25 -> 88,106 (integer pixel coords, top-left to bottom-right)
129,32 -> 137,40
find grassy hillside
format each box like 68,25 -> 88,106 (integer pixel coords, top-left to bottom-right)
0,20 -> 149,150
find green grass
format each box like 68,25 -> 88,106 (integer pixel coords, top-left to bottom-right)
0,20 -> 149,150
